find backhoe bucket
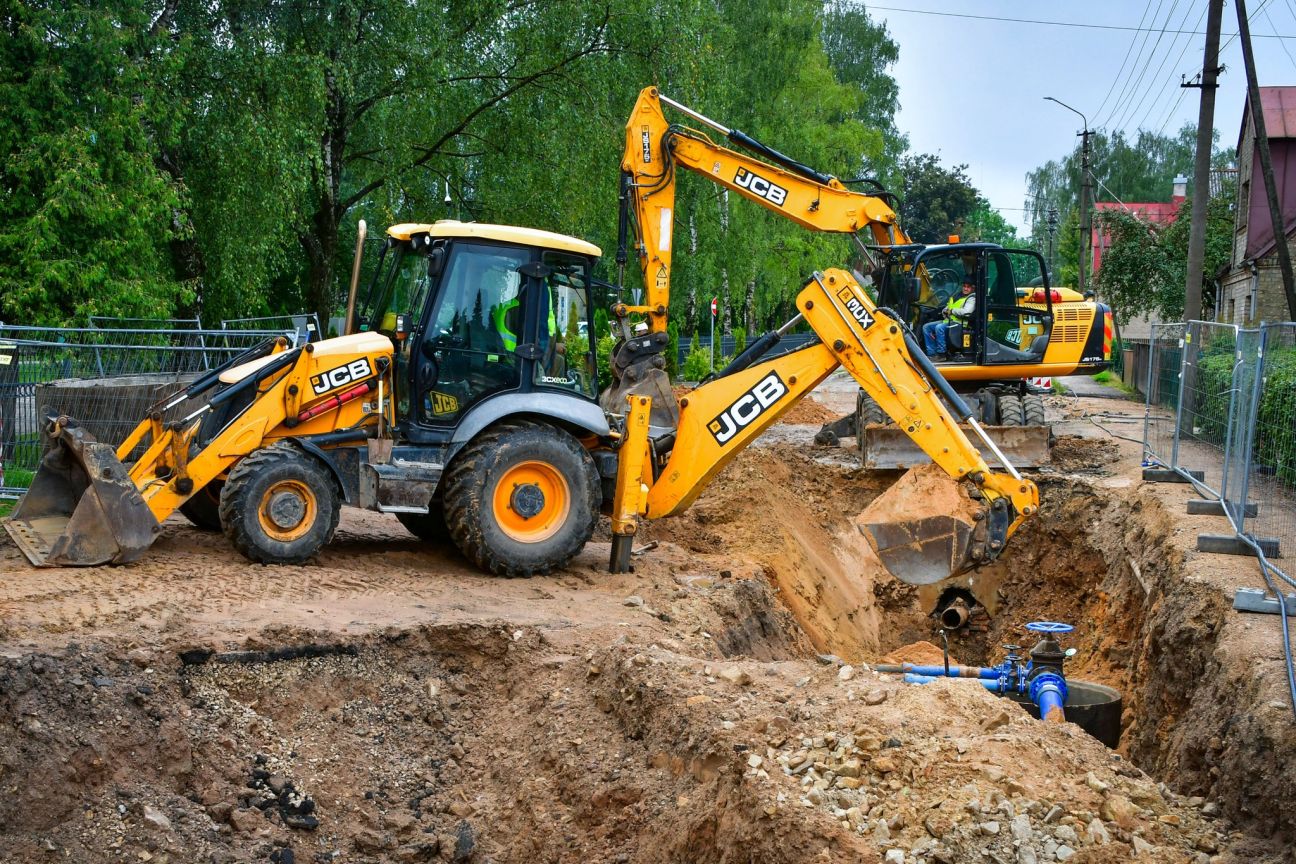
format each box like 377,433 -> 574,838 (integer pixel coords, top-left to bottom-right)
855,464 -> 986,586
3,421 -> 160,567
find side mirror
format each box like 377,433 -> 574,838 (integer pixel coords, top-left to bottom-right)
428,245 -> 447,278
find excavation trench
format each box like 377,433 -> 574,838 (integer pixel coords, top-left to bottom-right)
0,442 -> 1291,861
651,443 -> 1295,849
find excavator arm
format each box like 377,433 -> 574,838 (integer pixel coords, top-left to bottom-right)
607,88 -> 1039,584
615,86 -> 911,334
609,268 -> 1038,582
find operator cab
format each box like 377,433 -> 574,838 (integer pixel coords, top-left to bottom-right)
350,221 -> 602,443
878,243 -> 1054,367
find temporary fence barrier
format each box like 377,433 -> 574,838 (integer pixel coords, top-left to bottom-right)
1142,323 -> 1186,475
1141,320 -> 1296,721
0,324 -> 299,497
221,314 -> 321,344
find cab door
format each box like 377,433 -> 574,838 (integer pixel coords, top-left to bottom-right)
980,250 -> 1054,365
412,242 -> 534,427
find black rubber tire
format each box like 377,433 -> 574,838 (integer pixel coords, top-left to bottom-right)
1023,393 -> 1046,427
998,394 -> 1025,427
219,443 -> 340,565
442,421 -> 600,577
856,390 -> 886,427
397,505 -> 452,544
179,480 -> 224,531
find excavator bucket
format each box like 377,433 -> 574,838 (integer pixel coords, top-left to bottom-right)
855,464 -> 987,585
3,420 -> 160,567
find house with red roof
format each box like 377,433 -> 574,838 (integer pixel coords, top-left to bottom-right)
1090,179 -> 1187,279
1218,86 -> 1296,325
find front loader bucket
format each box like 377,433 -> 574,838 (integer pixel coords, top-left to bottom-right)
3,421 -> 160,566
855,464 -> 987,586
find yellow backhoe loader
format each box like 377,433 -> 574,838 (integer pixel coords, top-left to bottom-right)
4,88 -> 1039,585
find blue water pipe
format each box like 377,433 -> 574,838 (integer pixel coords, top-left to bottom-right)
895,622 -> 1073,723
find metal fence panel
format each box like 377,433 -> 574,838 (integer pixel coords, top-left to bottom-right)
1243,323 -> 1296,574
1223,328 -> 1263,533
0,326 -> 295,495
222,314 -> 321,344
1172,321 -> 1241,500
1143,323 -> 1185,468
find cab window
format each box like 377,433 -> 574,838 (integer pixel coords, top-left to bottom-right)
533,252 -> 596,399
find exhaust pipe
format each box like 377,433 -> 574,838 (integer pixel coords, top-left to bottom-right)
939,598 -> 972,630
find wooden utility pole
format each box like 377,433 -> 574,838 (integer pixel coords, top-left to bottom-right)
1079,129 -> 1093,296
1237,0 -> 1296,319
1183,0 -> 1224,322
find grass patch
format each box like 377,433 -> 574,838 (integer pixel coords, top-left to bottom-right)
1093,369 -> 1138,396
3,466 -> 34,487
1051,379 -> 1068,395
0,498 -> 14,518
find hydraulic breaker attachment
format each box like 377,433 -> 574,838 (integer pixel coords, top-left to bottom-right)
4,418 -> 161,566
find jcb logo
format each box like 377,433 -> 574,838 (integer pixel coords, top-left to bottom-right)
310,358 -> 372,395
429,391 -> 459,415
843,296 -> 875,330
707,372 -> 787,445
734,168 -> 788,207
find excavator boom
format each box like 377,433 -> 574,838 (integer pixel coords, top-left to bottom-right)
610,268 -> 1037,583
608,88 -> 1039,584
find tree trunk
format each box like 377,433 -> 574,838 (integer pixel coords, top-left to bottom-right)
302,69 -> 348,324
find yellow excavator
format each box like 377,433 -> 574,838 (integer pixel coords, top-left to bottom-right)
4,88 -> 1039,585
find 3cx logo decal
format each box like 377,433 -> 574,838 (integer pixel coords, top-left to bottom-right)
310,358 -> 372,395
734,167 -> 788,206
836,288 -> 876,330
707,372 -> 788,445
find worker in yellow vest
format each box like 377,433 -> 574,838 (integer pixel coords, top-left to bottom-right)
922,280 -> 976,362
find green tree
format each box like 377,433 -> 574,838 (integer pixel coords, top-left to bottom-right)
1094,190 -> 1234,324
895,153 -> 979,243
0,1 -> 193,325
965,198 -> 1019,246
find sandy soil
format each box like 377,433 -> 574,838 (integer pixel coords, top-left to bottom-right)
0,386 -> 1291,862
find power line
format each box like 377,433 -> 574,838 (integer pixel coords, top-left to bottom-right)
1264,2 -> 1296,72
1221,0 -> 1280,52
1093,0 -> 1157,122
1123,3 -> 1207,135
1108,0 -> 1187,134
1099,0 -> 1171,129
864,3 -> 1296,38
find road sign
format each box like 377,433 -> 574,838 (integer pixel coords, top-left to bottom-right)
710,297 -> 718,316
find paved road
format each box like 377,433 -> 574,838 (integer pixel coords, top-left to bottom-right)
1058,374 -> 1134,400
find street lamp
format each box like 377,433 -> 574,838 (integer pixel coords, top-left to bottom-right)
1044,96 -> 1093,295
1046,206 -> 1060,279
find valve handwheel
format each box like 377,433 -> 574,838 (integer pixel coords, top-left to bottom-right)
1026,621 -> 1074,634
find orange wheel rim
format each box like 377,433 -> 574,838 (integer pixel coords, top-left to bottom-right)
492,460 -> 570,543
257,479 -> 317,542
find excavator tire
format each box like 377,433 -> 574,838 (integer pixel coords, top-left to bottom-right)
442,421 -> 600,578
219,443 -> 340,565
397,505 -> 452,544
1023,393 -> 1046,427
998,394 -> 1025,427
179,480 -> 224,531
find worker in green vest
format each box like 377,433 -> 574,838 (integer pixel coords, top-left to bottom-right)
922,279 -> 977,361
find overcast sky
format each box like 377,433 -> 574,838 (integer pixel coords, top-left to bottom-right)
868,1 -> 1296,231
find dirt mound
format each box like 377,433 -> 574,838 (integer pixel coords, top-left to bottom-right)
780,397 -> 838,425
879,639 -> 955,666
0,627 -> 1243,863
0,422 -> 1293,861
